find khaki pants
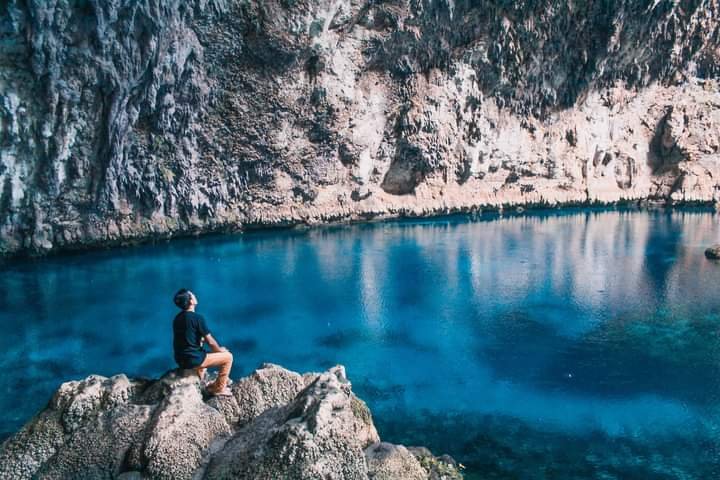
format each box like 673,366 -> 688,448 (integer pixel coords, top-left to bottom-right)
195,351 -> 233,393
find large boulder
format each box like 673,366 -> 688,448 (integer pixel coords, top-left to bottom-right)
134,372 -> 231,479
0,374 -> 153,479
0,364 -> 462,480
204,365 -> 379,479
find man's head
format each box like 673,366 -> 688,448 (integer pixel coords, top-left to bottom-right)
174,288 -> 198,311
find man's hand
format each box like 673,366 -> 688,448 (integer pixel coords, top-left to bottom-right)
204,333 -> 227,353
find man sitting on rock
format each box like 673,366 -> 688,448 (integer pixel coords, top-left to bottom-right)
172,288 -> 233,396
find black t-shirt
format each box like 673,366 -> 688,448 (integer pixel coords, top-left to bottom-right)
172,311 -> 210,368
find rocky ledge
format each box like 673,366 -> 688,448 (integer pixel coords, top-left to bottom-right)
706,244 -> 720,260
0,364 -> 462,480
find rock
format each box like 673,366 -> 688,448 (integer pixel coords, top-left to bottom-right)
138,373 -> 231,480
3,1 -> 718,258
203,365 -> 379,479
408,447 -> 464,480
0,364 -> 461,480
366,442 -> 427,480
705,245 -> 720,260
0,374 -> 153,479
208,362 -> 307,427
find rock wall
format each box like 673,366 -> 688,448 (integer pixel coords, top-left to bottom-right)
1,0 -> 719,256
0,363 -> 464,479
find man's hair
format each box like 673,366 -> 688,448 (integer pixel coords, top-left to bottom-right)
174,288 -> 194,310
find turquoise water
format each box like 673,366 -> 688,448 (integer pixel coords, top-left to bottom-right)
2,207 -> 720,478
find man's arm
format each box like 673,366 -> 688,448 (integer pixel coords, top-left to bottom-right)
204,333 -> 228,353
197,315 -> 226,352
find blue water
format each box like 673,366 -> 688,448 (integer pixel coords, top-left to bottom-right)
2,207 -> 720,478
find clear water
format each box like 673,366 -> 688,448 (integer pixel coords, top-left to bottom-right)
2,207 -> 720,478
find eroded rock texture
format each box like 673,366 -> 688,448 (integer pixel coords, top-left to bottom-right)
1,0 -> 719,255
0,363 -> 463,480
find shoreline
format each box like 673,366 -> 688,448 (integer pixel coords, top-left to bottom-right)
2,198 -> 717,265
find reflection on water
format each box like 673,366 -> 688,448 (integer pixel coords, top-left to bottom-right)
2,207 -> 720,477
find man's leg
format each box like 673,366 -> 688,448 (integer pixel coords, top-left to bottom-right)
197,351 -> 233,393
195,367 -> 207,380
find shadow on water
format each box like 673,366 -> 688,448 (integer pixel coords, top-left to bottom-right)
225,337 -> 259,354
354,378 -> 407,404
477,308 -> 720,405
229,303 -> 282,323
317,329 -> 365,349
477,309 -> 571,385
132,355 -> 174,378
546,313 -> 720,405
316,328 -> 438,353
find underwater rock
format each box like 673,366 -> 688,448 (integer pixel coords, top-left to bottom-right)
705,245 -> 720,260
0,364 -> 461,480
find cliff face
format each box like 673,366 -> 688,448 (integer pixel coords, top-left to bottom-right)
1,0 -> 719,256
0,364 -> 463,479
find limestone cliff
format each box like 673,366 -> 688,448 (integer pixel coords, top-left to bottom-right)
1,0 -> 719,256
0,364 -> 463,479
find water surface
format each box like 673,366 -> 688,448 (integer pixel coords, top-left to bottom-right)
2,207 -> 720,478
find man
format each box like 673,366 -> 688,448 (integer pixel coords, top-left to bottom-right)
172,288 -> 233,396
